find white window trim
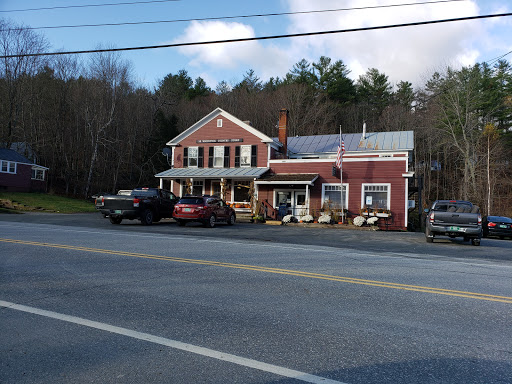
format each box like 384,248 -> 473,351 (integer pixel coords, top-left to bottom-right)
213,146 -> 224,168
181,179 -> 204,195
361,183 -> 391,210
240,145 -> 251,167
217,118 -> 223,127
321,183 -> 348,209
1,160 -> 17,174
31,168 -> 45,180
188,146 -> 199,168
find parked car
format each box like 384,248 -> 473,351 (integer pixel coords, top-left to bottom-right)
173,195 -> 236,227
95,187 -> 178,225
483,216 -> 512,239
425,200 -> 482,246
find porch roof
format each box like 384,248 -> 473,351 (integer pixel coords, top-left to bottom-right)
254,173 -> 319,185
155,167 -> 269,179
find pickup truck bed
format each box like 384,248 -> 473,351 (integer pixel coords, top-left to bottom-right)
425,200 -> 482,245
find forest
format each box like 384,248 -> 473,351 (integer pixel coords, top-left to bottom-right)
1,19 -> 511,217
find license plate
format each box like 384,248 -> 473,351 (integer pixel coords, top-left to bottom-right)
449,226 -> 462,231
499,225 -> 507,229
114,210 -> 121,214
184,208 -> 191,212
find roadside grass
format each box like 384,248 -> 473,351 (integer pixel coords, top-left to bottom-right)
0,192 -> 96,213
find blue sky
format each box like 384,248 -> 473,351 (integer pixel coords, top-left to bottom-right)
2,0 -> 511,91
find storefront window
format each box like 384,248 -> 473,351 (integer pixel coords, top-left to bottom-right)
322,184 -> 347,209
363,184 -> 389,209
234,180 -> 251,202
182,180 -> 203,196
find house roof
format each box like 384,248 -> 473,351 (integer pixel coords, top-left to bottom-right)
166,108 -> 277,147
155,167 -> 269,179
0,148 -> 33,163
274,131 -> 414,155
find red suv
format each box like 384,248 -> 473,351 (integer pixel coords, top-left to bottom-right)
173,195 -> 236,227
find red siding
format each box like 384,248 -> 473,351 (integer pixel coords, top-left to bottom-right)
268,159 -> 408,230
0,164 -> 32,192
174,116 -> 267,168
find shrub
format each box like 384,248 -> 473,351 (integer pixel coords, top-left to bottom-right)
367,216 -> 379,226
353,216 -> 366,227
302,214 -> 314,223
318,214 -> 331,224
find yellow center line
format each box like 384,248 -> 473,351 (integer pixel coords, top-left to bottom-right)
2,238 -> 511,304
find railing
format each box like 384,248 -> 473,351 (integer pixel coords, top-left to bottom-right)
260,200 -> 278,220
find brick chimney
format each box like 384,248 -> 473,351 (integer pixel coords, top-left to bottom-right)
278,108 -> 289,157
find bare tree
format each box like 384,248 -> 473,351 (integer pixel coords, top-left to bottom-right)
0,19 -> 49,144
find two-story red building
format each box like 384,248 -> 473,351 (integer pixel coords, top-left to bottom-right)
155,108 -> 414,230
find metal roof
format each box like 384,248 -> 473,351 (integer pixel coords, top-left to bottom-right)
155,167 -> 269,179
0,148 -> 33,163
254,173 -> 318,185
274,131 -> 414,154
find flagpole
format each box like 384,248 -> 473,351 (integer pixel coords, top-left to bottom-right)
339,125 -> 344,224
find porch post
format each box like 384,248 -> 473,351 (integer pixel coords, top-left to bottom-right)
306,184 -> 310,215
159,178 -> 163,189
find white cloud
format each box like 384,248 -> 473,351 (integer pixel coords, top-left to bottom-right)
283,0 -> 483,86
173,20 -> 290,86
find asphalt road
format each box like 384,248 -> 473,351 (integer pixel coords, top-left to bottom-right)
1,213 -> 511,383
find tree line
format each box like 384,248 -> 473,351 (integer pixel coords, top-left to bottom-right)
1,19 -> 511,217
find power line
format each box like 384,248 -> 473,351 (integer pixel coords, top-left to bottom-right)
2,12 -> 511,59
0,0 -> 180,13
1,0 -> 467,31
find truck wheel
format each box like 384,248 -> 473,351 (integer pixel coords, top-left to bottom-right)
204,214 -> 216,228
426,236 -> 433,243
227,213 -> 236,226
141,209 -> 153,225
471,239 -> 481,246
109,216 -> 122,225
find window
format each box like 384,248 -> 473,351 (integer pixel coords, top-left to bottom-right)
181,180 -> 204,196
217,119 -> 223,127
188,147 -> 198,167
31,168 -> 45,180
234,180 -> 251,202
240,145 -> 251,167
322,184 -> 348,209
362,184 -> 390,210
214,146 -> 224,167
1,160 -> 16,174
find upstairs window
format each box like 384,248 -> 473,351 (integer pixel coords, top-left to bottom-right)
214,146 -> 224,167
240,145 -> 251,167
188,146 -> 198,167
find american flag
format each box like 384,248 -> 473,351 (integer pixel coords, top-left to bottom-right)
335,140 -> 345,168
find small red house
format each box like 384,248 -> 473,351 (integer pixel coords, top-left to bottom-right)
155,108 -> 414,230
0,148 -> 48,192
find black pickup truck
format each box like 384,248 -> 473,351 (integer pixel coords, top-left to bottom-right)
425,200 -> 482,245
95,188 -> 179,225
